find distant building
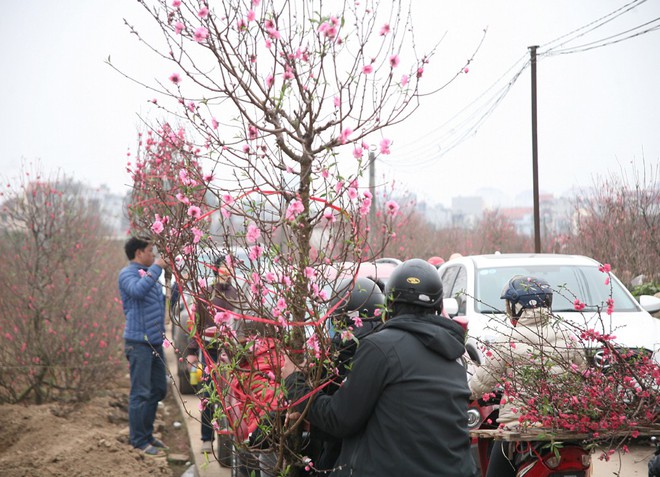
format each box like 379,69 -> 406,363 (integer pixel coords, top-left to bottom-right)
0,182 -> 130,239
451,196 -> 484,228
498,193 -> 573,237
417,201 -> 452,228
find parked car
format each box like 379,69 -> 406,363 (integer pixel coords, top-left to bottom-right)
437,253 -> 660,367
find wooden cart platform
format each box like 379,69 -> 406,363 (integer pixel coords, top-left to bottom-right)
470,427 -> 660,442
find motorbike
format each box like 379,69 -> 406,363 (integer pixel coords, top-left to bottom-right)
465,342 -> 592,477
649,436 -> 660,477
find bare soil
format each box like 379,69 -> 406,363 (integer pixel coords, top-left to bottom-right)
0,371 -> 193,477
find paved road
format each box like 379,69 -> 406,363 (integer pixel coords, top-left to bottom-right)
592,444 -> 654,476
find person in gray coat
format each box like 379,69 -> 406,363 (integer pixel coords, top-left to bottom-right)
469,275 -> 585,477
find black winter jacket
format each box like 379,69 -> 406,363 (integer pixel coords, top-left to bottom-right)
288,313 -> 475,477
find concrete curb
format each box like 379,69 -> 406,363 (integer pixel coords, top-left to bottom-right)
165,345 -> 229,477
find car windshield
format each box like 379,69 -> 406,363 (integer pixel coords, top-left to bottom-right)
474,265 -> 639,314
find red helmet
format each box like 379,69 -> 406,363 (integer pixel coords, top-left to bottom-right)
427,256 -> 445,267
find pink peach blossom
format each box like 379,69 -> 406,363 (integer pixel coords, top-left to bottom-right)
285,199 -> 304,221
379,138 -> 391,154
323,207 -> 336,222
246,223 -> 261,243
385,200 -> 399,216
339,127 -> 353,144
194,26 -> 209,42
249,244 -> 264,260
151,219 -> 164,234
187,205 -> 202,218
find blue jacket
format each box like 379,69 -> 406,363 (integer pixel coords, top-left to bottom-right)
118,262 -> 167,345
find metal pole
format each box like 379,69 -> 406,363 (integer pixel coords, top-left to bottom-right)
529,45 -> 541,253
368,150 -> 376,232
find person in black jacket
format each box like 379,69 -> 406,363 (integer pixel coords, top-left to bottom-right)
308,276 -> 386,474
285,259 -> 475,477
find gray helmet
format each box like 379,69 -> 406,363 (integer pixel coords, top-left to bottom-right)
329,277 -> 385,324
384,258 -> 443,311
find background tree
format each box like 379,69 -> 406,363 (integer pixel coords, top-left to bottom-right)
567,161 -> 659,285
0,163 -> 125,404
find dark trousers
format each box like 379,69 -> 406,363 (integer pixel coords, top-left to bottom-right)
200,347 -> 219,442
125,341 -> 167,449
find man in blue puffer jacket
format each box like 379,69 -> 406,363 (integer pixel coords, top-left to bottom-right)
118,236 -> 171,456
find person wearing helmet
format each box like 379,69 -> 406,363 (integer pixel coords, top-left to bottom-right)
469,275 -> 585,477
427,255 -> 445,268
328,276 -> 386,378
306,276 -> 387,473
285,258 -> 475,477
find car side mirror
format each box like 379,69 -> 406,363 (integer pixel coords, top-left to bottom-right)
640,295 -> 660,314
443,297 -> 459,316
465,339 -> 481,365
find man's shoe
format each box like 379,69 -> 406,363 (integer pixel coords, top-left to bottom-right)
150,438 -> 169,450
140,444 -> 162,456
201,440 -> 213,454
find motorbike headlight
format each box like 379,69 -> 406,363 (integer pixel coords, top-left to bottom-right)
581,453 -> 591,467
467,408 -> 481,429
545,455 -> 561,469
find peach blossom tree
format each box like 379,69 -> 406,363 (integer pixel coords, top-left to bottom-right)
568,161 -> 659,285
0,164 -> 125,404
118,0 -> 477,474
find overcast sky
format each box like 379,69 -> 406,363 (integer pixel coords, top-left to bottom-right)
1,0 -> 658,207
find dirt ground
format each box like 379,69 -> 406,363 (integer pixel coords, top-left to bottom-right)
1,367 -> 657,477
0,371 -> 192,477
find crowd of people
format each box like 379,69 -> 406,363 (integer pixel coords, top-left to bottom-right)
118,236 -> 578,476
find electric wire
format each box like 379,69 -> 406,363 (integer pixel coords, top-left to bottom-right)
539,0 -> 647,52
388,56 -> 530,168
545,17 -> 660,55
384,0 -> 657,172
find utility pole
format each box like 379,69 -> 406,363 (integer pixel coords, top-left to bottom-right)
368,150 -> 376,231
529,45 -> 541,253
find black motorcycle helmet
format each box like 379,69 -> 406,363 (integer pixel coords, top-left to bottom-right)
329,277 -> 385,325
500,275 -> 553,318
384,258 -> 443,312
